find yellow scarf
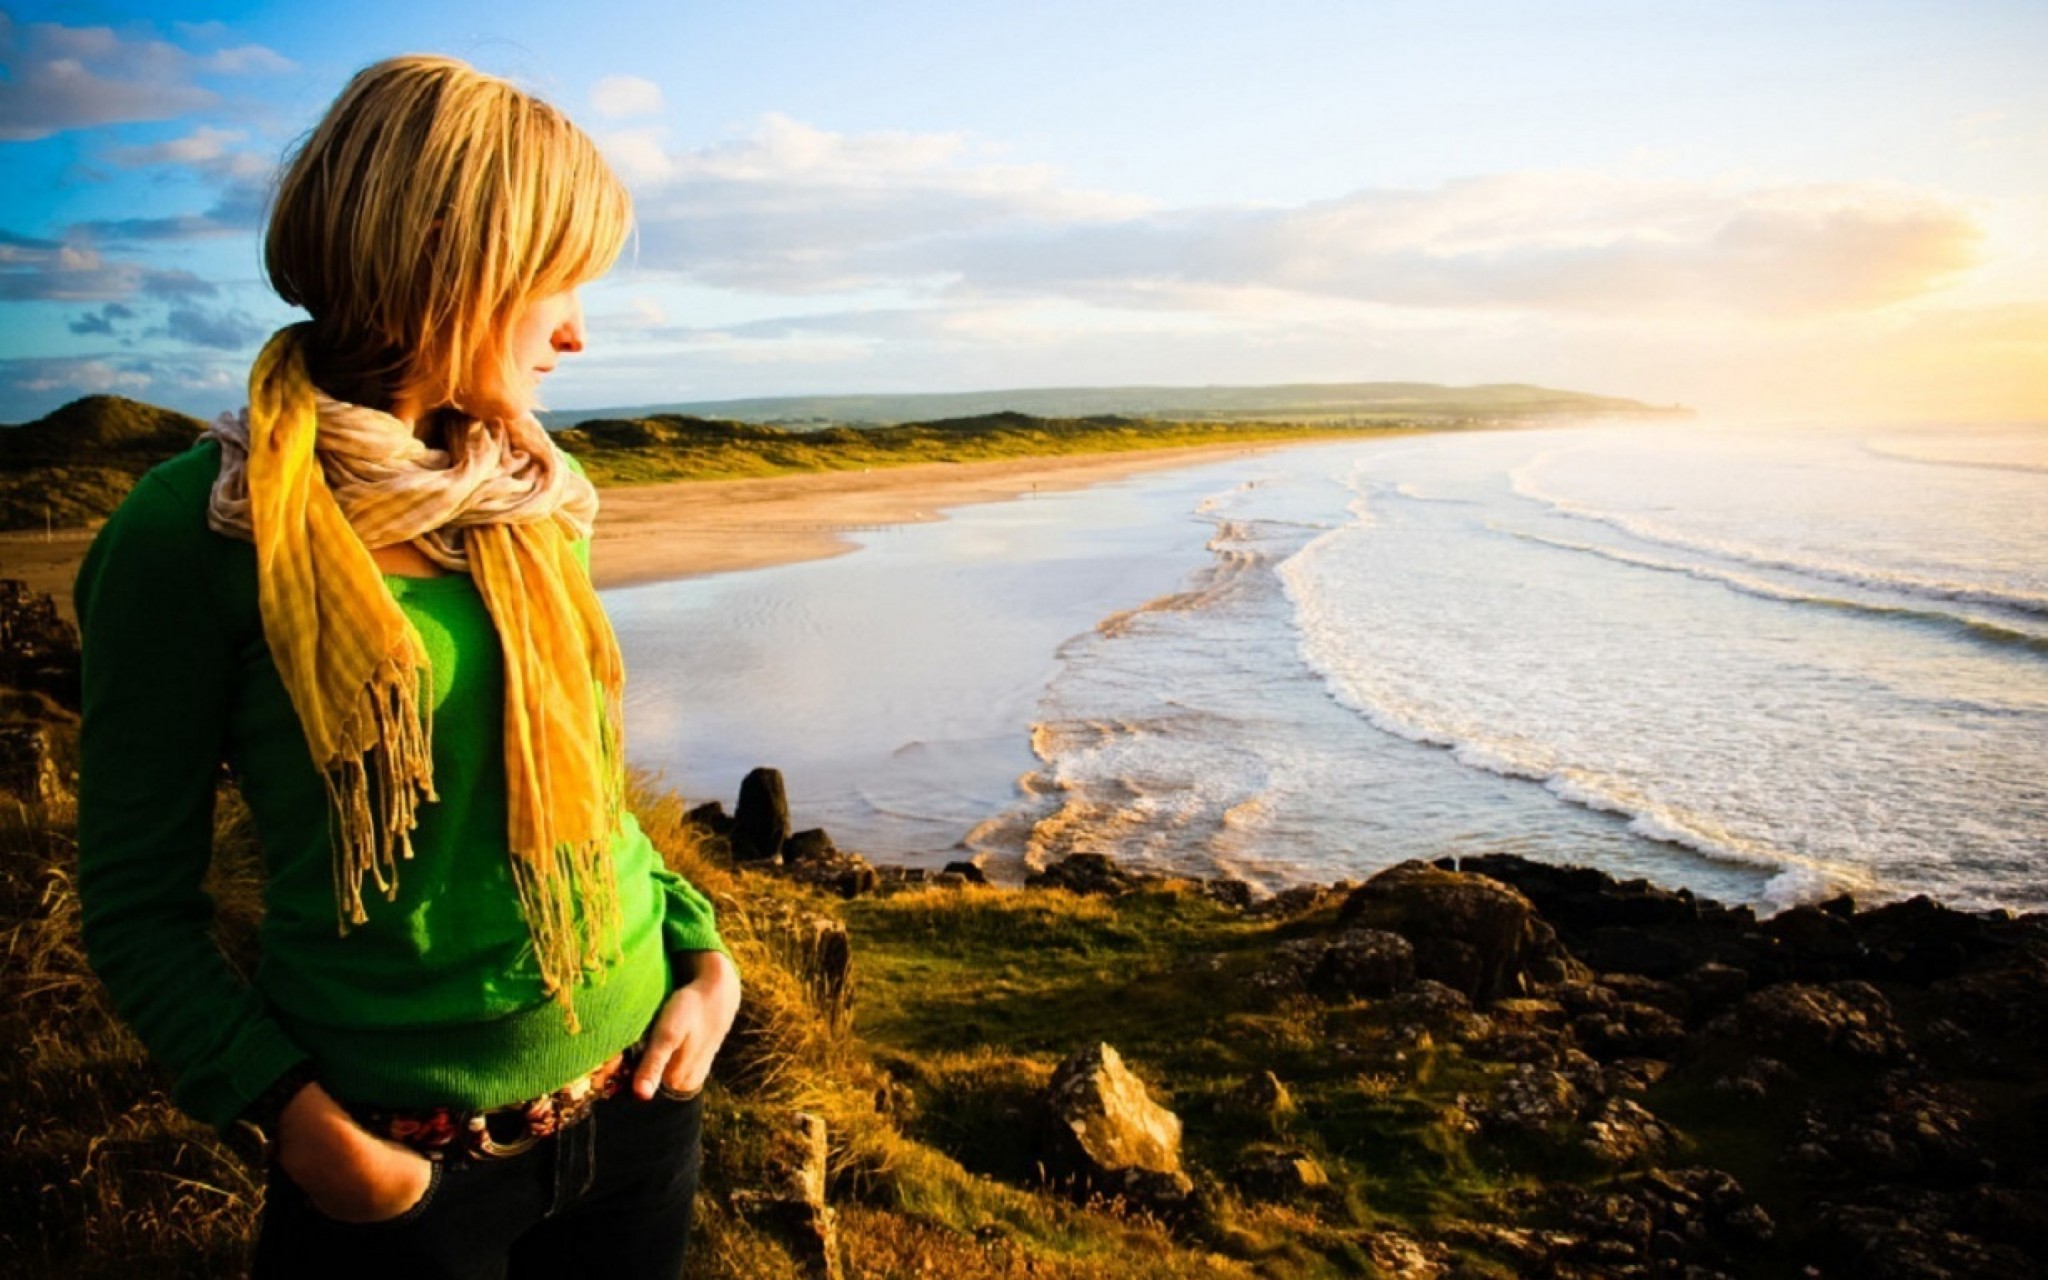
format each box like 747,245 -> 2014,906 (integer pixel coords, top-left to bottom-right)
223,325 -> 624,1027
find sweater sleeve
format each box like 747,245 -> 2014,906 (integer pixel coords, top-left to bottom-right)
653,863 -> 733,970
74,469 -> 309,1132
558,447 -> 737,976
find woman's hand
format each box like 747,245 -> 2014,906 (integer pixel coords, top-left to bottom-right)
273,1081 -> 436,1223
632,950 -> 742,1100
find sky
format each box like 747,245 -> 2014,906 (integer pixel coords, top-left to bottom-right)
2,0 -> 2045,425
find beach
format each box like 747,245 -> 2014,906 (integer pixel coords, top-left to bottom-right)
0,440 -> 1290,620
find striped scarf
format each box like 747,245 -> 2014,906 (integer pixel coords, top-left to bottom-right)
207,324 -> 623,1028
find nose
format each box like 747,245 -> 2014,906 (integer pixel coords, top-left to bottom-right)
553,292 -> 586,354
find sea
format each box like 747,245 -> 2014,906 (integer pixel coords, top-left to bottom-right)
603,418 -> 2048,915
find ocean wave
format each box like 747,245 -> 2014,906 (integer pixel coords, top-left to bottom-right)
1861,436 -> 2048,476
1501,526 -> 2048,655
1507,461 -> 2048,619
1275,550 -> 1868,911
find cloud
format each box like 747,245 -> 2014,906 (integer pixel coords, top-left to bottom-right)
614,120 -> 1983,318
105,124 -> 271,179
0,352 -> 242,422
67,301 -> 135,336
157,304 -> 264,351
0,16 -> 291,142
619,114 -> 1150,292
4,355 -> 153,400
77,177 -> 268,241
591,75 -> 664,119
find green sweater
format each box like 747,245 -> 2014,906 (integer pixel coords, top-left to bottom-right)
75,442 -> 728,1131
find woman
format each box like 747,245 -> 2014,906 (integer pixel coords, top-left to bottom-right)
74,55 -> 739,1277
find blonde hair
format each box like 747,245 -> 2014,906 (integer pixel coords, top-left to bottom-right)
266,54 -> 631,417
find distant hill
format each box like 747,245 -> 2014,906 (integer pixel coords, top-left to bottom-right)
552,409 -> 1474,487
541,380 -> 1688,430
0,396 -> 206,531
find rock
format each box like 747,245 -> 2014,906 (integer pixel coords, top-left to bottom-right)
1852,895 -> 2010,984
1579,1096 -> 1677,1167
1571,997 -> 1688,1060
732,767 -> 790,862
1230,1145 -> 1329,1199
0,580 -> 81,711
1481,1064 -> 1584,1136
1531,1167 -> 1774,1275
783,828 -> 837,864
1709,1055 -> 1797,1103
1813,1193 -> 2035,1280
1026,852 -> 1137,897
1041,1043 -> 1192,1206
1220,1071 -> 1296,1130
781,849 -> 879,900
1307,927 -> 1416,1000
686,799 -> 734,837
0,721 -> 63,804
1787,1071 -> 1987,1183
1696,980 -> 1911,1068
1681,960 -> 1752,1014
725,1110 -> 842,1280
1200,878 -> 1256,910
1338,861 -> 1586,1003
1247,881 -> 1353,921
1356,1230 -> 1452,1279
941,859 -> 987,884
755,905 -> 855,1028
1764,903 -> 1866,978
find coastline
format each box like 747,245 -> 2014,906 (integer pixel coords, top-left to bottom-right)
584,439 -> 1305,590
0,439 -> 1310,618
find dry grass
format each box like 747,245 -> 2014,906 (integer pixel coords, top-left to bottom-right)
8,759 -> 1415,1278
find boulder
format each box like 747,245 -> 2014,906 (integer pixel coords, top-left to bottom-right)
732,767 -> 790,862
1696,980 -> 1910,1069
1231,1145 -> 1329,1199
781,849 -> 879,900
1308,927 -> 1416,1001
1220,1071 -> 1296,1131
1041,1043 -> 1192,1205
1579,1096 -> 1677,1168
1026,852 -> 1137,897
1787,1071 -> 1987,1183
941,859 -> 987,884
1339,861 -> 1585,1003
783,828 -> 836,863
686,799 -> 734,837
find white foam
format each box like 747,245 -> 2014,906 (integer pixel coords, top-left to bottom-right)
1509,457 -> 2048,618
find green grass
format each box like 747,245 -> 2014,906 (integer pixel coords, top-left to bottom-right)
551,412 -> 1413,487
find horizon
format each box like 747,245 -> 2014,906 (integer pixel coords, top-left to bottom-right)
2,1 -> 2044,427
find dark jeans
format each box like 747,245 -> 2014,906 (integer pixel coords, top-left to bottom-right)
251,1088 -> 704,1280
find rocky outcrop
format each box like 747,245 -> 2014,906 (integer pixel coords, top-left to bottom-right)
1040,1043 -> 1192,1208
1336,860 -> 1586,1002
681,789 -> 2048,1276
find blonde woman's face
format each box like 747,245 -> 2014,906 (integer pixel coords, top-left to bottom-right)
487,288 -> 586,420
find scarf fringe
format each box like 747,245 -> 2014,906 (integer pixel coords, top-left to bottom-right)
323,652 -> 437,932
225,325 -> 631,1025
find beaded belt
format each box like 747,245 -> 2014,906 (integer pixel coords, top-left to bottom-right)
349,1044 -> 642,1163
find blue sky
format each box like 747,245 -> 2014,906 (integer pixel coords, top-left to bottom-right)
3,0 -> 2045,423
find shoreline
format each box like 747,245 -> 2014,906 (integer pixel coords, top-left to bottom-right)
0,439 -> 1321,618
585,439 -> 1310,591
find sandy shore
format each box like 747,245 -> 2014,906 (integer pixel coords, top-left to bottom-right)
0,440 -> 1297,619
